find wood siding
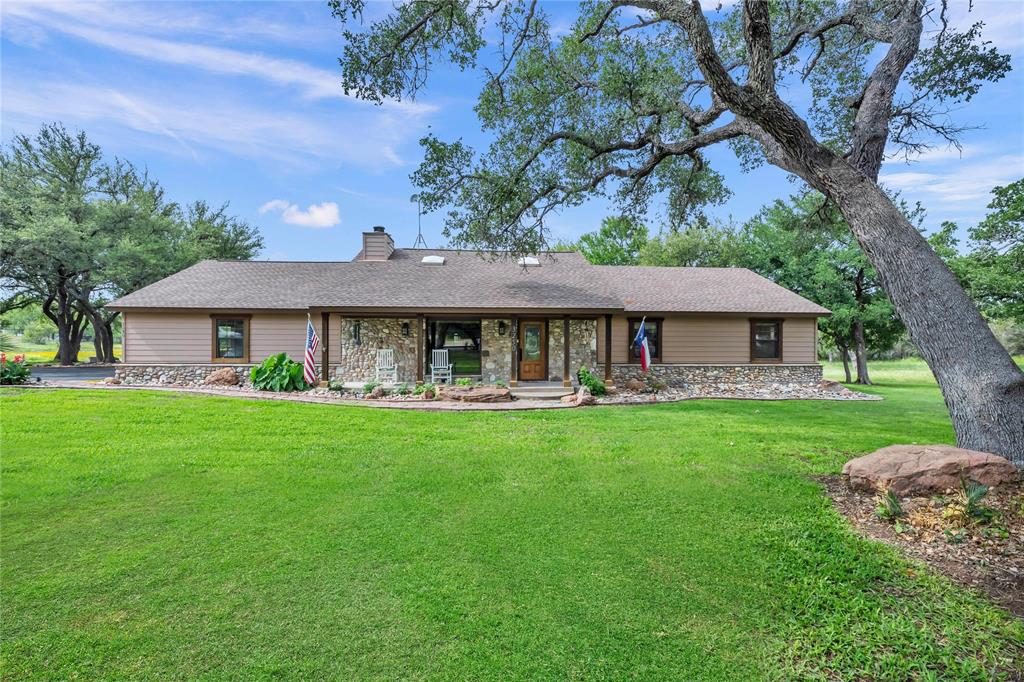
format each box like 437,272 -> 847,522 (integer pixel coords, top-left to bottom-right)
598,314 -> 818,364
125,311 -> 820,365
125,312 -> 310,364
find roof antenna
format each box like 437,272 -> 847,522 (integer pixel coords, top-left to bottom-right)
411,194 -> 428,249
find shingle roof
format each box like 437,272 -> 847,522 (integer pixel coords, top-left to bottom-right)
109,249 -> 829,315
595,265 -> 830,314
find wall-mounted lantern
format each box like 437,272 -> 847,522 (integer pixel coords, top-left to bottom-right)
352,322 -> 361,346
498,321 -> 507,336
401,322 -> 411,337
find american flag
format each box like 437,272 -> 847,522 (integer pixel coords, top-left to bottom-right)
304,316 -> 320,385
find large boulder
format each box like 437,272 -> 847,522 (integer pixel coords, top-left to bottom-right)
625,378 -> 645,392
843,444 -> 1018,496
203,368 -> 239,386
440,386 -> 513,403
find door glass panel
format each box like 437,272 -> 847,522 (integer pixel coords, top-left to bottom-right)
523,325 -> 541,360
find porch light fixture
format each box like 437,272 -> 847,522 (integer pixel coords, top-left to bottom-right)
402,322 -> 410,337
353,322 -> 361,346
498,321 -> 507,336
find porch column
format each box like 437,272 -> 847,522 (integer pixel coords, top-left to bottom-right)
562,316 -> 571,388
416,314 -> 424,384
603,314 -> 613,385
320,311 -> 330,385
510,316 -> 519,387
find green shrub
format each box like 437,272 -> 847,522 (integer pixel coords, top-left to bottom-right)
576,366 -> 606,396
494,380 -> 506,388
455,377 -> 473,386
874,489 -> 903,522
1,354 -> 31,385
413,382 -> 436,397
395,383 -> 410,395
328,380 -> 346,392
363,381 -> 381,394
250,353 -> 308,392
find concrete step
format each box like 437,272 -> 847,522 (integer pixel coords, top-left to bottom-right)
511,385 -> 575,400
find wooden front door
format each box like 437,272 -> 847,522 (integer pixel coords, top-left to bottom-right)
519,320 -> 546,380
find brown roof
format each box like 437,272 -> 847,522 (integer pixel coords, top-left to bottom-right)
109,249 -> 829,315
595,265 -> 830,314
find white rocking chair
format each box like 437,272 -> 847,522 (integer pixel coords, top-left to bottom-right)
375,348 -> 399,384
430,349 -> 453,384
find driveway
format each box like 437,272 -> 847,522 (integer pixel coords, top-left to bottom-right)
31,365 -> 115,383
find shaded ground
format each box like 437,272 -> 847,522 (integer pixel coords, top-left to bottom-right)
823,476 -> 1023,618
30,365 -> 115,382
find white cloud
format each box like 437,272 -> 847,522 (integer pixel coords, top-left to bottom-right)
880,153 -> 1024,205
260,199 -> 341,228
0,2 -> 434,114
0,78 -> 421,169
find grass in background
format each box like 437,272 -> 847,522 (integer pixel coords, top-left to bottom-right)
2,338 -> 121,365
2,361 -> 1022,680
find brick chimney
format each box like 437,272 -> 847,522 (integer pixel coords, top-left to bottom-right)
361,226 -> 394,260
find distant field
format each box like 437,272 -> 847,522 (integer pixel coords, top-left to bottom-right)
3,338 -> 121,365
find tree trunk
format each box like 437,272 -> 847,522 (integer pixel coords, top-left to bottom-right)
41,292 -> 86,365
853,320 -> 871,385
830,172 -> 1024,464
838,343 -> 852,384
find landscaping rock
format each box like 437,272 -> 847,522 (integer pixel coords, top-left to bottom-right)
103,377 -> 122,385
560,394 -> 577,404
625,378 -> 645,392
575,386 -> 595,406
817,380 -> 846,393
369,386 -> 386,399
440,386 -> 512,403
843,444 -> 1018,495
203,368 -> 239,386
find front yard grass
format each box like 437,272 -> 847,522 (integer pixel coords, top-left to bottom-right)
2,361 -> 1022,680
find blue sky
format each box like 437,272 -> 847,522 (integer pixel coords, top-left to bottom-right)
2,1 -> 1022,260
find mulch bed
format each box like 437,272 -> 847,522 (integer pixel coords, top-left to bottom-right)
822,475 -> 1023,617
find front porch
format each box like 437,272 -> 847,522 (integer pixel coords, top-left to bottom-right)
312,312 -> 611,388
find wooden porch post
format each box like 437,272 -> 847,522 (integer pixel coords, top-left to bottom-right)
562,316 -> 571,388
603,314 -> 613,385
416,314 -> 424,384
320,311 -> 330,386
510,316 -> 519,387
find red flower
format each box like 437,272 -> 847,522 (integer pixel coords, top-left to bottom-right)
1,352 -> 6,366
13,354 -> 24,363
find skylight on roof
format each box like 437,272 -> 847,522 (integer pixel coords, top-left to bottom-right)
517,256 -> 540,267
421,255 -> 445,265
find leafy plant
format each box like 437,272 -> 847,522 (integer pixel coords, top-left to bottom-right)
250,353 -> 308,392
576,366 -> 606,396
0,353 -> 31,385
944,528 -> 969,545
874,489 -> 903,522
494,380 -> 506,388
363,381 -> 381,394
413,382 -> 436,398
328,380 -> 346,392
395,383 -> 410,395
945,479 -> 998,525
455,377 -> 473,386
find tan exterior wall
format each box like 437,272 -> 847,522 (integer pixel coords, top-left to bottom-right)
598,314 -> 819,364
124,311 -> 311,364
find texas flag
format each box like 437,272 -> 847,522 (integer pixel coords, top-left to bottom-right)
633,317 -> 651,372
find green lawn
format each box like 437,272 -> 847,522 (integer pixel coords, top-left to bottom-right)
2,362 -> 1021,680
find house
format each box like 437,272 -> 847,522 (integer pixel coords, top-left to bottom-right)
109,226 -> 829,388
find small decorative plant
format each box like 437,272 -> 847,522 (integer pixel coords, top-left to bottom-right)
576,366 -> 606,396
455,377 -> 473,387
0,353 -> 31,385
945,479 -> 998,525
327,380 -> 346,392
874,489 -> 903,522
363,381 -> 381,394
250,353 -> 307,391
494,380 -> 506,388
414,382 -> 436,398
395,383 -> 410,395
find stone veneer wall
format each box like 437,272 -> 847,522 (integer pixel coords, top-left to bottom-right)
611,363 -> 823,386
115,364 -> 256,387
481,319 -> 512,383
570,319 -> 598,379
336,318 -> 417,384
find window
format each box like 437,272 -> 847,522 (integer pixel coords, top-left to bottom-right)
750,320 -> 782,362
628,318 -> 661,363
212,316 -> 249,362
